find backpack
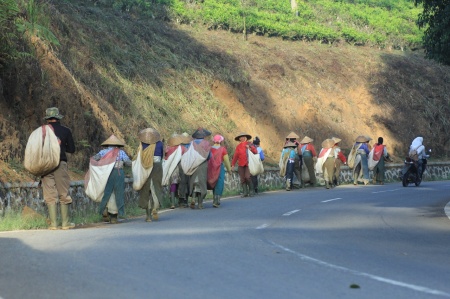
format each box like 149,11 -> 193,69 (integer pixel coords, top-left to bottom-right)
409,147 -> 419,161
23,125 -> 60,177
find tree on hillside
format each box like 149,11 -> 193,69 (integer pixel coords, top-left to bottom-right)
0,0 -> 19,68
415,0 -> 450,65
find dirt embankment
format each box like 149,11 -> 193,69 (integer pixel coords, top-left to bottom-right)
0,1 -> 449,183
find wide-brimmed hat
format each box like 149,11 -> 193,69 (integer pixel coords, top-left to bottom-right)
234,132 -> 252,141
101,134 -> 125,147
355,135 -> 369,143
192,127 -> 211,139
365,135 -> 372,141
167,134 -> 184,147
284,141 -> 297,148
181,132 -> 192,144
43,107 -> 63,120
300,136 -> 313,144
331,137 -> 342,144
138,128 -> 161,144
286,131 -> 299,139
321,138 -> 335,149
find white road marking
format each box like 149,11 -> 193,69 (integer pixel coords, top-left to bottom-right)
269,241 -> 450,297
256,224 -> 269,229
372,189 -> 400,194
321,198 -> 341,203
283,209 -> 300,216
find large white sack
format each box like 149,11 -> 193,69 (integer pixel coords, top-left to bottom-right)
24,125 -> 60,177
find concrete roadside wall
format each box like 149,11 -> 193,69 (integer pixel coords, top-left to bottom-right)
1,162 -> 449,216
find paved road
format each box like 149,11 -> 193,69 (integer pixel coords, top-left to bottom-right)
1,181 -> 450,299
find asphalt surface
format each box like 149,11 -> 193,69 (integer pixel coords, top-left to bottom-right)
1,180 -> 450,299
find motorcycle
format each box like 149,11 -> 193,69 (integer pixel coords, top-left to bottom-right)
401,149 -> 431,187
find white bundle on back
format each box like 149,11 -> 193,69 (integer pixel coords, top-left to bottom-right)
24,125 -> 60,177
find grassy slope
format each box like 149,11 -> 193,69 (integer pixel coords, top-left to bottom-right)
0,0 -> 450,183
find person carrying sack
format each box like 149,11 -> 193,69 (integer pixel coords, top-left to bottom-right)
231,132 -> 258,197
91,135 -> 131,224
181,128 -> 212,210
134,128 -> 163,222
39,107 -> 76,230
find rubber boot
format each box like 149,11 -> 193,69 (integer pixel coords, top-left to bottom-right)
102,208 -> 109,222
198,193 -> 204,209
152,209 -> 159,221
109,213 -> 119,224
61,204 -> 75,230
217,195 -> 221,206
240,183 -> 247,197
47,204 -> 58,230
170,192 -> 176,209
286,179 -> 291,191
325,181 -> 330,189
145,208 -> 152,222
248,181 -> 254,197
213,195 -> 219,208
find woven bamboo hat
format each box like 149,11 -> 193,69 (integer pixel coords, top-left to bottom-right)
300,136 -> 313,144
355,135 -> 369,143
284,141 -> 297,148
138,128 -> 161,144
180,132 -> 192,144
234,132 -> 252,141
192,127 -> 211,139
286,131 -> 300,139
167,133 -> 184,147
101,134 -> 125,147
321,138 -> 335,149
331,137 -> 342,144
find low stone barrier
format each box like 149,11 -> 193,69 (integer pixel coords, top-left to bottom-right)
1,162 -> 449,217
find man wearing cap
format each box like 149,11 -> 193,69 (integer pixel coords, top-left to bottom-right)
285,132 -> 302,189
93,134 -> 132,223
231,132 -> 258,197
299,136 -> 317,187
41,107 -> 76,230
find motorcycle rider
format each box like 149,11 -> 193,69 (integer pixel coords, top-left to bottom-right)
409,137 -> 430,179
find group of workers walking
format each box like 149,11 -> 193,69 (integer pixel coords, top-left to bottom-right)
33,107 -> 429,230
280,132 -> 392,190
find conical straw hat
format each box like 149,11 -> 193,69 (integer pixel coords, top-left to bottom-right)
286,131 -> 299,139
181,132 -> 192,144
234,132 -> 252,141
168,134 -> 184,147
321,138 -> 335,149
138,128 -> 161,144
101,134 -> 125,147
331,137 -> 342,144
300,136 -> 313,144
355,135 -> 369,142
